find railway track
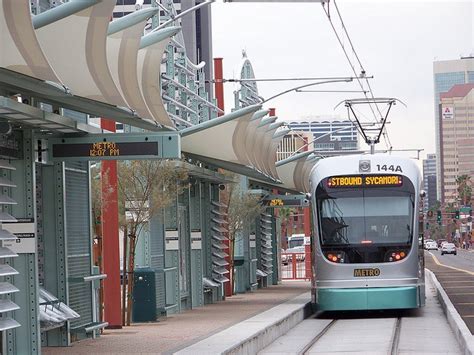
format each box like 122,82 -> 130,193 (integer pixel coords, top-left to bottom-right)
259,277 -> 460,354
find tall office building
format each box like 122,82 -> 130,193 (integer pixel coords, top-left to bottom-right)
433,57 -> 474,199
438,83 -> 474,203
113,0 -> 214,96
422,154 -> 437,212
286,117 -> 359,153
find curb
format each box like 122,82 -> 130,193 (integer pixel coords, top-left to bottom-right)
427,269 -> 474,355
174,292 -> 312,355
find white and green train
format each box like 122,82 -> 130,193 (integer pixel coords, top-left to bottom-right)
309,154 -> 425,311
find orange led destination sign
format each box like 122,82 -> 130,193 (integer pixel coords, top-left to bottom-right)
327,175 -> 403,188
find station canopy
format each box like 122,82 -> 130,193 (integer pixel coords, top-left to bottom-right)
181,105 -> 290,184
274,151 -> 321,193
0,0 -> 318,189
0,0 -> 177,131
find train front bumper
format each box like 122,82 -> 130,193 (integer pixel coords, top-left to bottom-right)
317,286 -> 420,311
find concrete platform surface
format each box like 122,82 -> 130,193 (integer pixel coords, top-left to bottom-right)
43,281 -> 309,355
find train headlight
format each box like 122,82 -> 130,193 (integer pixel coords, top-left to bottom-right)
326,252 -> 345,263
386,250 -> 408,262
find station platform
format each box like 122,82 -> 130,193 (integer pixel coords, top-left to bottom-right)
42,280 -> 310,355
43,257 -> 474,355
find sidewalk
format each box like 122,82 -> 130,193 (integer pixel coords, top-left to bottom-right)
43,281 -> 310,355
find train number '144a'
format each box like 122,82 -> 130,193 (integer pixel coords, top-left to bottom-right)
376,164 -> 402,173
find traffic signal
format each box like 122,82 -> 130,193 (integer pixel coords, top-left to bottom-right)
455,210 -> 460,220
437,210 -> 442,225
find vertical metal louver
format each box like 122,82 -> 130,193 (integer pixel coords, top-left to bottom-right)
259,213 -> 273,275
210,201 -> 229,283
0,160 -> 21,331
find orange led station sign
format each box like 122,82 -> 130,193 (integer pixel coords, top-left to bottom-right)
327,175 -> 403,188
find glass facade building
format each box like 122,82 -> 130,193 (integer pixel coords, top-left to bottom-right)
422,153 -> 437,212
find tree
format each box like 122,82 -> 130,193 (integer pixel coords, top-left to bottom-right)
96,160 -> 188,325
456,175 -> 472,206
221,178 -> 266,294
279,207 -> 292,249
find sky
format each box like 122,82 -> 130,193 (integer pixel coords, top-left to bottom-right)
211,0 -> 474,160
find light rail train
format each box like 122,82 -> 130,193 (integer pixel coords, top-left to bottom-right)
309,154 -> 425,311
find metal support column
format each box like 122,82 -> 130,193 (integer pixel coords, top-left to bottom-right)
100,119 -> 121,329
270,209 -> 279,285
189,179 -> 203,308
40,162 -> 69,346
7,129 -> 40,354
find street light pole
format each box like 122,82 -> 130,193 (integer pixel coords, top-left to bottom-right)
261,78 -> 353,104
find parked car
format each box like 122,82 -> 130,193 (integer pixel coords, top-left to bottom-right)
425,241 -> 438,250
441,242 -> 457,255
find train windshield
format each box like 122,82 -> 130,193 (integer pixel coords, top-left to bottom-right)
316,176 -> 416,263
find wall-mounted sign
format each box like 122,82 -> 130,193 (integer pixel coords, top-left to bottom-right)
442,106 -> 454,120
263,194 -> 310,207
2,218 -> 35,253
269,199 -> 284,207
49,132 -> 181,161
53,141 -> 158,159
0,131 -> 22,159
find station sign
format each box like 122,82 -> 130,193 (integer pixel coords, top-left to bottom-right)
263,194 -> 310,207
2,218 -> 36,254
49,132 -> 181,161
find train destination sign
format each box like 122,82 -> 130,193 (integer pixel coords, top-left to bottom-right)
327,175 -> 403,188
49,132 -> 181,161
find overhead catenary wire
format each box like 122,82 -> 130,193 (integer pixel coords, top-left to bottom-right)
332,0 -> 393,150
322,0 -> 393,150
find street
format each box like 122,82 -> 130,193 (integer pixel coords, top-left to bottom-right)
427,249 -> 474,274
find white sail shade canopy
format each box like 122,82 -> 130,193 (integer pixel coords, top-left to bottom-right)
35,0 -> 125,105
0,0 -> 64,83
275,151 -> 319,193
137,27 -> 181,129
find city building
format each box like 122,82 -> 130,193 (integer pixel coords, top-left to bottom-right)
276,131 -> 313,161
458,138 -> 474,180
422,153 -> 437,211
284,117 -> 359,154
438,83 -> 474,203
433,56 -> 474,199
